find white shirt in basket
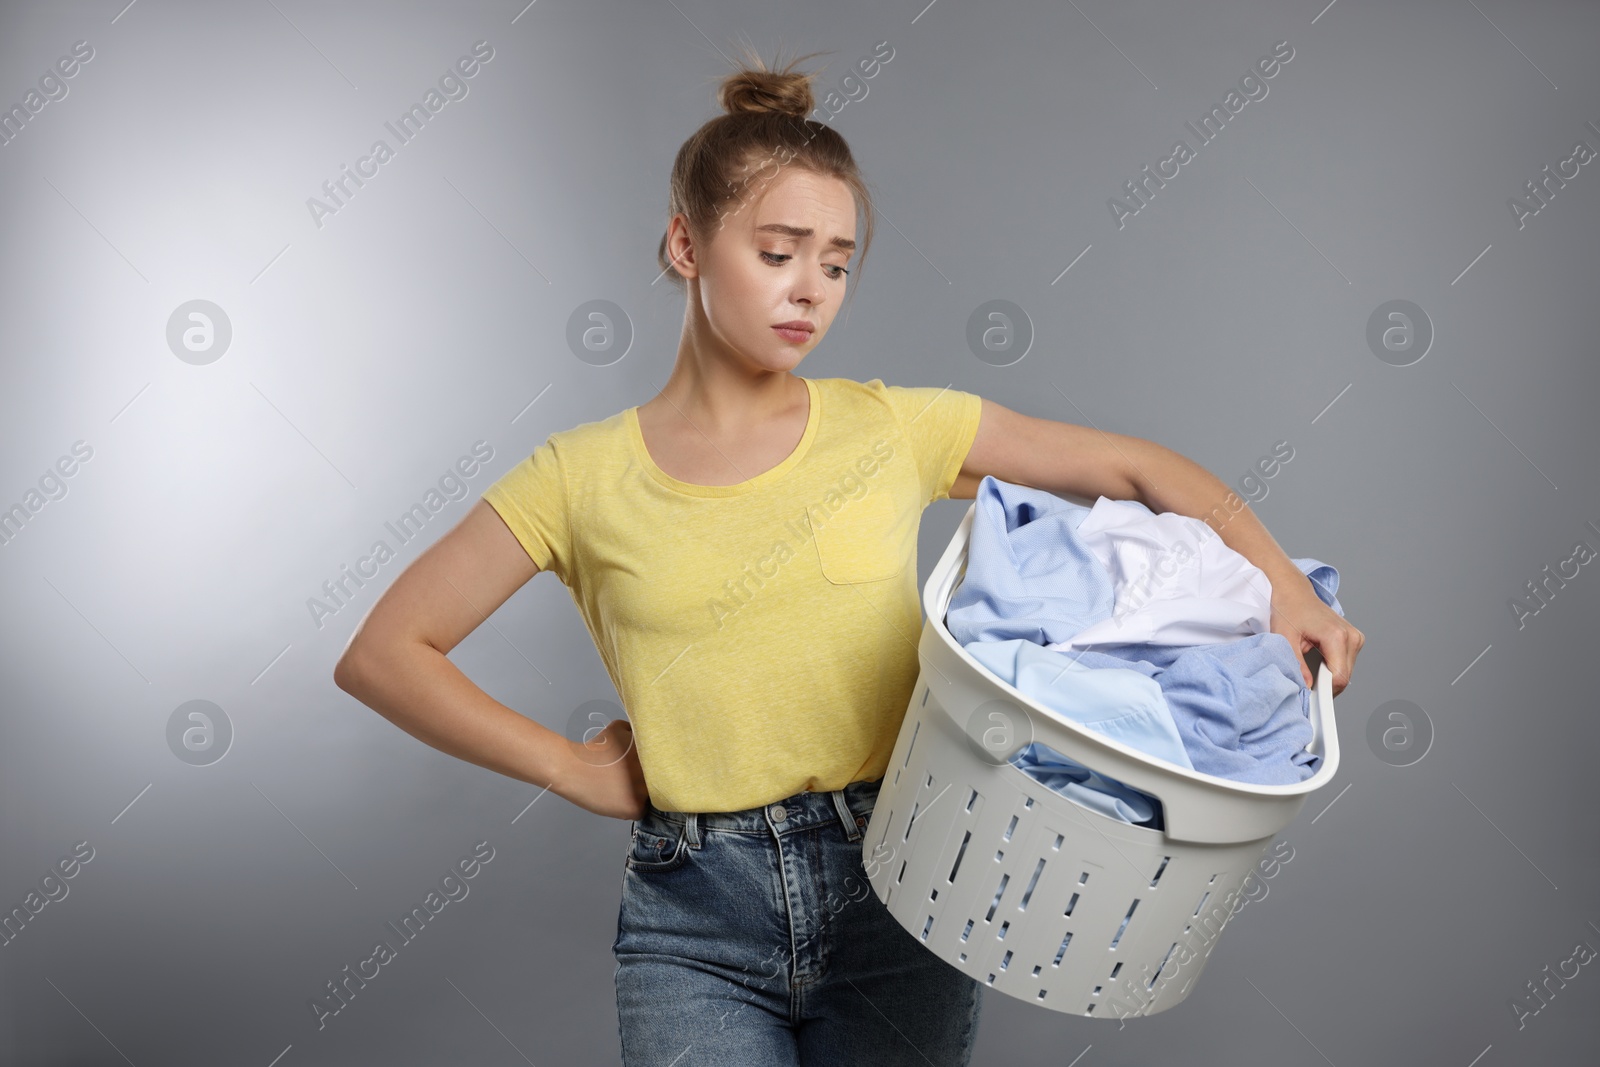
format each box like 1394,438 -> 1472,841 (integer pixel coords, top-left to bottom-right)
1044,497 -> 1274,652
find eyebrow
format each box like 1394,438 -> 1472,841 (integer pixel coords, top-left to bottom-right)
754,222 -> 856,253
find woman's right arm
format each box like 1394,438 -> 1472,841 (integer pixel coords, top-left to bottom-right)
332,499 -> 648,820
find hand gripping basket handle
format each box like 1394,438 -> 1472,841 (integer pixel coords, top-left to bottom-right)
922,502 -> 1341,845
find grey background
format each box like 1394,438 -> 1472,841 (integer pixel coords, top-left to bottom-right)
1,0 -> 1596,1063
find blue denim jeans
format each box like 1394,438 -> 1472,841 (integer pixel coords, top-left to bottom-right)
612,778 -> 983,1065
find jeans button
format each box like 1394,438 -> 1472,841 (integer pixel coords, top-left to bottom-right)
768,804 -> 788,821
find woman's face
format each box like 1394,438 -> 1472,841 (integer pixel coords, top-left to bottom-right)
676,165 -> 857,373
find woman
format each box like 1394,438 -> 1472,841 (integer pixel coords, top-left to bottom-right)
333,49 -> 1363,1067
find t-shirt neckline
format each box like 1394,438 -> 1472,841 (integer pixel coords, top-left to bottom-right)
626,376 -> 821,498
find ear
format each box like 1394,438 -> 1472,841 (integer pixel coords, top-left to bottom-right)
665,213 -> 701,281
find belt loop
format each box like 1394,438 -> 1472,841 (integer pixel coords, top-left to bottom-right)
684,810 -> 701,849
831,788 -> 863,842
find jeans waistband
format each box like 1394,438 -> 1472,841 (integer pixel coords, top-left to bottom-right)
645,778 -> 883,845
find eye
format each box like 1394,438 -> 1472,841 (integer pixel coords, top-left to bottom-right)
760,251 -> 849,279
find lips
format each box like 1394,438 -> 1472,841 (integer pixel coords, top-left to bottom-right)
773,321 -> 815,344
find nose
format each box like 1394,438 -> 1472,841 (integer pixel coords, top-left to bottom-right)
792,278 -> 825,310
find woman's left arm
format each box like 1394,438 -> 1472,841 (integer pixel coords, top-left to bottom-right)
951,397 -> 1366,696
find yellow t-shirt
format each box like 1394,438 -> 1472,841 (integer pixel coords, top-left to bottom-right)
481,375 -> 984,813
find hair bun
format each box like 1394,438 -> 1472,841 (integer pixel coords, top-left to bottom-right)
716,52 -> 818,119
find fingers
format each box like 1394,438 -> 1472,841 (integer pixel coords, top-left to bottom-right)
1324,627 -> 1365,697
1272,599 -> 1366,698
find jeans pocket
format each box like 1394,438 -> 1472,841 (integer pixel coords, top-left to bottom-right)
625,819 -> 689,874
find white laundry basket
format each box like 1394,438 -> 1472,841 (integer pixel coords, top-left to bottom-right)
861,502 -> 1340,1020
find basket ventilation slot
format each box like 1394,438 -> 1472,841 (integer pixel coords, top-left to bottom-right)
985,874 -> 1010,921
901,720 -> 921,769
1148,941 -> 1179,989
1109,899 -> 1140,949
948,830 -> 972,884
1019,858 -> 1046,911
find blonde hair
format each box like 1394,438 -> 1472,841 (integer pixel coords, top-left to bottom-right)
657,44 -> 876,298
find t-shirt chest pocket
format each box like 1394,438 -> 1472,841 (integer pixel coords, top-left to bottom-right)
810,441 -> 919,585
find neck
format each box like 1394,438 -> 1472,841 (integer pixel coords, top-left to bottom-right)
653,296 -> 806,434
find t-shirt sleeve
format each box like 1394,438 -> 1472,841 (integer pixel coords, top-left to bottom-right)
481,437 -> 572,583
881,383 -> 985,506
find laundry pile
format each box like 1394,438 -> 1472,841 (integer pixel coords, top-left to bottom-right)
945,476 -> 1344,828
